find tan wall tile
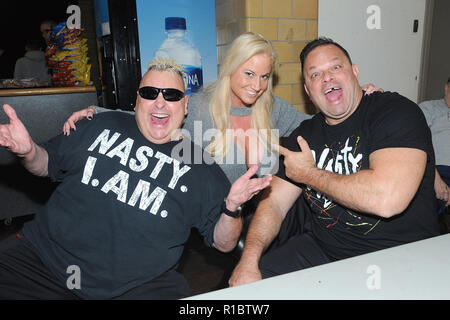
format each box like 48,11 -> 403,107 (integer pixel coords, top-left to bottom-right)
307,20 -> 318,40
277,62 -> 302,84
273,84 -> 292,103
245,0 -> 263,17
293,0 -> 318,19
292,41 -> 308,62
245,18 -> 278,40
272,41 -> 293,63
294,103 -> 307,113
292,83 -> 311,104
278,19 -> 307,41
263,0 -> 292,18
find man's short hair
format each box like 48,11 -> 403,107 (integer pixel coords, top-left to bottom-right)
147,58 -> 184,80
447,76 -> 450,84
300,37 -> 353,73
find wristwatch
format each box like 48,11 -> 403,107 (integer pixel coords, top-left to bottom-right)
221,199 -> 242,218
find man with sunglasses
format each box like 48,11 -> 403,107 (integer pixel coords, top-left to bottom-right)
0,58 -> 271,299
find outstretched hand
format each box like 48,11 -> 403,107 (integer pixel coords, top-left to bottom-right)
277,136 -> 316,184
226,165 -> 272,211
0,104 -> 33,157
63,106 -> 96,136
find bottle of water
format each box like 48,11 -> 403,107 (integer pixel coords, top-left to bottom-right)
155,17 -> 203,95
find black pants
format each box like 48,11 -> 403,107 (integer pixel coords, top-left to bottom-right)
259,232 -> 332,279
251,197 -> 332,278
0,234 -> 189,300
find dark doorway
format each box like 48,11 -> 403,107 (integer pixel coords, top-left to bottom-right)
0,1 -> 76,79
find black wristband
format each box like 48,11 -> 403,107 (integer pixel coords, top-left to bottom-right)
221,199 -> 242,218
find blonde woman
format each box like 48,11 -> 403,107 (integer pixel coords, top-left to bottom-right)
183,32 -> 312,182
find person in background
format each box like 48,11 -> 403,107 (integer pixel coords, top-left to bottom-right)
40,20 -> 56,46
0,58 -> 271,299
418,77 -> 450,213
13,39 -> 51,84
229,37 -> 440,287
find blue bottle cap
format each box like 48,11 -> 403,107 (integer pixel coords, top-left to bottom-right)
165,17 -> 186,30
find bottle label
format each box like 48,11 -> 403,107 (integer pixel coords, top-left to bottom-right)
182,65 -> 203,95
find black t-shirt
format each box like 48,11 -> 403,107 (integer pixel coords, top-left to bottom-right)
22,112 -> 230,299
278,91 -> 440,260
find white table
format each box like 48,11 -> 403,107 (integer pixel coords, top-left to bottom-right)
187,234 -> 450,300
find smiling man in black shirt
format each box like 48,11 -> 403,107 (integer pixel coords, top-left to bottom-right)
230,37 -> 440,287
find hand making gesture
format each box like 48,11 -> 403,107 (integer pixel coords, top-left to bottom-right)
226,164 -> 272,211
277,136 -> 316,184
0,104 -> 34,157
0,104 -> 49,176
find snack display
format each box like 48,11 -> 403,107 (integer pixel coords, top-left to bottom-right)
46,22 -> 92,87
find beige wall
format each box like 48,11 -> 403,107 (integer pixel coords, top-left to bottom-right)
216,0 -> 318,114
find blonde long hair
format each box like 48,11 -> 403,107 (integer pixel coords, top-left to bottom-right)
206,32 -> 279,160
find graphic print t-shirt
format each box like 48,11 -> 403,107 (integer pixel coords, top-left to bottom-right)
278,92 -> 440,260
22,112 -> 230,299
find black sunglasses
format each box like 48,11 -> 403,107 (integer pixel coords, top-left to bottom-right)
138,86 -> 185,102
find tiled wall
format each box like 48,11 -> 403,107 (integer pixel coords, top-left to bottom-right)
216,0 -> 318,114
